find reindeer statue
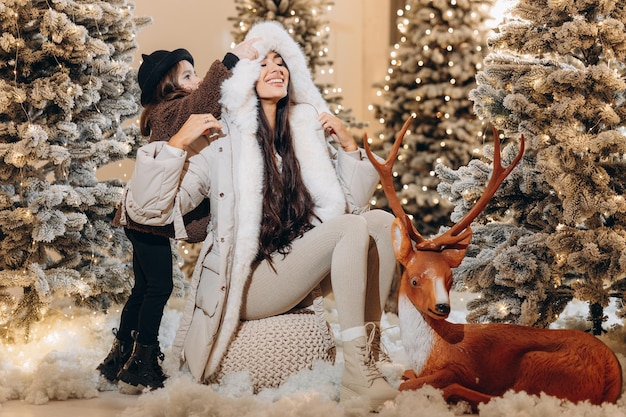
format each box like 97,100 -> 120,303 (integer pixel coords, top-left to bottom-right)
364,117 -> 622,410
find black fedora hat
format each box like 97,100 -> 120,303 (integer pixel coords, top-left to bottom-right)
137,48 -> 194,106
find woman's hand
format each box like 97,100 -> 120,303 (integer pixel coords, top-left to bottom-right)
318,112 -> 357,152
232,37 -> 261,61
168,113 -> 222,149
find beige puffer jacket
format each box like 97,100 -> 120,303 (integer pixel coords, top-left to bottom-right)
124,21 -> 382,382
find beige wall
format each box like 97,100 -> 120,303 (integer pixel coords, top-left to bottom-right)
100,1 -> 392,179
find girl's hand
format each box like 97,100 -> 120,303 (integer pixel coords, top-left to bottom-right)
168,113 -> 222,149
232,37 -> 261,61
318,112 -> 357,152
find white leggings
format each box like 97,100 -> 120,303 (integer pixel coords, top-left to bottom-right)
241,209 -> 396,331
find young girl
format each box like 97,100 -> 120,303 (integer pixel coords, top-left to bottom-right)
97,39 -> 259,391
124,21 -> 398,410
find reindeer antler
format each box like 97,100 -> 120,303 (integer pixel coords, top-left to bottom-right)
364,116 -> 425,245
365,120 -> 525,252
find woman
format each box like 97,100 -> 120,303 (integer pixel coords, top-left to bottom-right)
98,39 -> 259,391
124,21 -> 398,409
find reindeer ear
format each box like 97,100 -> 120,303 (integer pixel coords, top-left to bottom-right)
391,217 -> 414,266
443,229 -> 472,268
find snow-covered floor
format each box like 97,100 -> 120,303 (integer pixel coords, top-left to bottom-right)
0,390 -> 138,417
1,292 -> 626,417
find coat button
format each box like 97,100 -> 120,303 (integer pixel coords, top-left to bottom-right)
218,147 -> 223,152
220,286 -> 226,291
220,237 -> 225,242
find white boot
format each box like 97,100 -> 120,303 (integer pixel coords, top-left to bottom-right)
340,331 -> 398,410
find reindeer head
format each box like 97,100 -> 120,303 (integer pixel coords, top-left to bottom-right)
364,117 -> 524,321
391,217 -> 472,320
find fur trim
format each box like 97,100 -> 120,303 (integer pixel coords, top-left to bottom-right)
290,104 -> 347,222
219,59 -> 260,117
206,93 -> 265,376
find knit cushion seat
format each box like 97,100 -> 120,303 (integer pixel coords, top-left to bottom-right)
209,288 -> 335,392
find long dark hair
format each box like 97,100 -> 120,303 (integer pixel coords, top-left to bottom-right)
139,61 -> 189,137
255,71 -> 319,263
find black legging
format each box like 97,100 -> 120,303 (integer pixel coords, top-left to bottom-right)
117,228 -> 174,345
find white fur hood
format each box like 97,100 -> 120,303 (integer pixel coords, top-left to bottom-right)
222,20 -> 330,116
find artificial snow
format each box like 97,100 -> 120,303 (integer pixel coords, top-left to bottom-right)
0,293 -> 625,416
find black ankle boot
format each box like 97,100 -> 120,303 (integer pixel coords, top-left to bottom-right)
96,329 -> 132,382
117,338 -> 167,391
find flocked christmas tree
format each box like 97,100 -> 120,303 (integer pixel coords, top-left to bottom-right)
369,0 -> 495,237
437,0 -> 626,334
228,0 -> 364,128
0,0 -> 150,342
